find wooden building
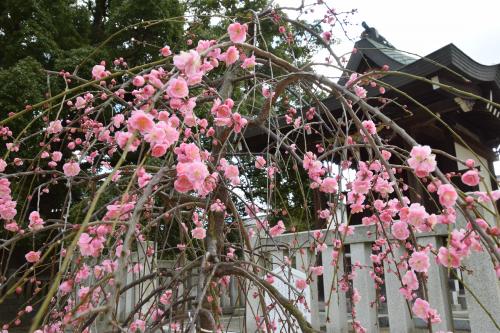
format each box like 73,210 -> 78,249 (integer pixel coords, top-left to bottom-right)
244,23 -> 500,225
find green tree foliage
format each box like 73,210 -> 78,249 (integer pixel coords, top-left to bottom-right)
0,0 -> 325,233
105,0 -> 184,64
0,0 -> 184,224
0,0 -> 184,115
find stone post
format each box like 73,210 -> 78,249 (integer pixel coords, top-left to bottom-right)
383,244 -> 415,333
456,205 -> 500,332
302,249 -> 320,331
350,242 -> 379,333
322,245 -> 348,333
243,217 -> 263,332
418,236 -> 454,332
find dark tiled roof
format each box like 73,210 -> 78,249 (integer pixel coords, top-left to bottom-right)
366,39 -> 417,66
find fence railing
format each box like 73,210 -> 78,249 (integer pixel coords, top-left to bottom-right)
118,216 -> 499,333
244,218 -> 500,333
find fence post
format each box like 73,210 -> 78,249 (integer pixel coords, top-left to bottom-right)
244,217 -> 263,333
229,276 -> 239,308
462,249 -> 500,332
302,249 -> 320,331
383,244 -> 415,332
137,241 -> 156,314
455,206 -> 500,333
350,242 -> 379,333
119,252 -> 137,321
322,245 -> 348,333
418,236 -> 454,332
271,248 -> 284,271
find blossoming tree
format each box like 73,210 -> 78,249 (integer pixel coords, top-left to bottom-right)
0,2 -> 499,333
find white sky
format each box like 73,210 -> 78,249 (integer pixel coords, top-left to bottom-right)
277,0 -> 500,174
333,0 -> 500,65
278,0 -> 500,65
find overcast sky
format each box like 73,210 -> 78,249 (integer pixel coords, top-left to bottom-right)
279,0 -> 500,66
332,0 -> 500,65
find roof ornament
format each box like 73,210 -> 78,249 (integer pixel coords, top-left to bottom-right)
361,22 -> 394,48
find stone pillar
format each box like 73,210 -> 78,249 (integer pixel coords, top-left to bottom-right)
450,277 -> 460,309
119,262 -> 136,320
383,245 -> 415,333
137,241 -> 156,313
322,245 -> 348,333
244,217 -> 264,332
462,250 -> 500,332
350,242 -> 379,333
221,283 -> 232,314
271,248 -> 284,271
303,249 -> 320,331
418,236 -> 453,332
229,276 -> 239,308
245,285 -> 261,332
454,205 -> 500,333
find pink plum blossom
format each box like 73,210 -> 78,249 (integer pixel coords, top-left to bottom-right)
173,50 -> 202,77
78,233 -> 104,257
160,290 -> 173,305
461,169 -> 480,187
402,270 -> 419,290
25,251 -> 41,263
407,145 -> 436,178
409,250 -> 430,273
47,120 -> 63,134
309,266 -> 324,276
437,184 -> 457,208
242,55 -> 256,69
320,177 -> 338,193
354,85 -> 367,98
167,78 -> 189,99
129,110 -> 155,133
227,22 -> 247,43
255,156 -> 266,169
91,64 -> 108,80
161,45 -> 172,57
28,211 -> 44,231
269,220 -> 286,237
191,227 -> 206,240
436,247 -> 461,268
412,298 -> 441,323
132,75 -> 145,87
391,221 -> 410,240
63,161 -> 81,177
223,46 -> 240,65
295,279 -> 307,290
129,319 -> 146,333
51,151 -> 62,162
361,120 -> 376,135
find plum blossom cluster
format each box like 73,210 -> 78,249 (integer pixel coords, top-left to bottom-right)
0,178 -> 17,229
211,98 -> 248,133
0,9 -> 499,333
